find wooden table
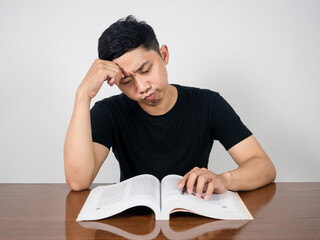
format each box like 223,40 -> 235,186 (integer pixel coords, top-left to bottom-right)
0,183 -> 319,239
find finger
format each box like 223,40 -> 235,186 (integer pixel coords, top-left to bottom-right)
186,170 -> 200,194
106,76 -> 116,86
109,62 -> 124,86
195,174 -> 207,198
204,180 -> 215,200
178,167 -> 200,189
177,174 -> 190,189
106,69 -> 122,86
116,73 -> 125,86
112,70 -> 124,86
114,71 -> 123,86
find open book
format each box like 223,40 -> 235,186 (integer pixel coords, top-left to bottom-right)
76,174 -> 253,221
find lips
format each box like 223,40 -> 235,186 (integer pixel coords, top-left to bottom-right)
144,92 -> 156,101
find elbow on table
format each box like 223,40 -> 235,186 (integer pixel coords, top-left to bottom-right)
262,158 -> 277,186
269,162 -> 277,183
66,177 -> 91,192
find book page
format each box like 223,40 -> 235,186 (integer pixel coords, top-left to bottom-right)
160,175 -> 253,220
77,174 -> 161,221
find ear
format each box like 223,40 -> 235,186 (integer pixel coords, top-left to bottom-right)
159,44 -> 169,65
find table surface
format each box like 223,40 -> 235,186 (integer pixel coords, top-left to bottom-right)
0,182 -> 319,240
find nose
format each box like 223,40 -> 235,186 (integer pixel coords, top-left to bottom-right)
135,78 -> 151,94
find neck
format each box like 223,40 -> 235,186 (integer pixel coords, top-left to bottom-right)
138,85 -> 177,116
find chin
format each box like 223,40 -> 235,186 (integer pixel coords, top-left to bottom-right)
140,98 -> 162,106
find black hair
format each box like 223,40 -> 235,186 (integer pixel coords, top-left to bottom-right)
98,15 -> 160,61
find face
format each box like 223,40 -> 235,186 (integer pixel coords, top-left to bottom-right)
113,45 -> 169,107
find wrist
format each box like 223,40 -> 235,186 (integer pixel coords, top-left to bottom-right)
221,171 -> 232,190
75,88 -> 92,107
76,86 -> 92,100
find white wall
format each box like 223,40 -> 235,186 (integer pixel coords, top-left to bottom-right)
1,0 -> 319,183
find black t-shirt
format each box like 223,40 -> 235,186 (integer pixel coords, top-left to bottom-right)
90,84 -> 252,181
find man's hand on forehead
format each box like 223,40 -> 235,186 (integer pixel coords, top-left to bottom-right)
78,59 -> 124,99
105,61 -> 124,87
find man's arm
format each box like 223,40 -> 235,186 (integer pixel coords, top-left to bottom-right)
177,135 -> 276,200
64,59 -> 123,191
224,135 -> 276,191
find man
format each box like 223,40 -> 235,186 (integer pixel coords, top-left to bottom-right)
64,16 -> 276,201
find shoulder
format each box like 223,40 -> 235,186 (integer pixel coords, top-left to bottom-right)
95,93 -> 127,105
173,84 -> 221,105
94,93 -> 133,108
91,93 -> 135,116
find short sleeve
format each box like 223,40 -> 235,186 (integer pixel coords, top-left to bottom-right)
90,102 -> 114,149
209,93 -> 252,150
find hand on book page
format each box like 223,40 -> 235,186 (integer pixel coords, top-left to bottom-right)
79,218 -> 250,240
160,175 -> 253,220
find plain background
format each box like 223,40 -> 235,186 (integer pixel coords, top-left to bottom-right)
1,0 -> 319,183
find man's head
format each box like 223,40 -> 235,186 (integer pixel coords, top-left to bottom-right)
98,16 -> 174,111
98,15 -> 160,61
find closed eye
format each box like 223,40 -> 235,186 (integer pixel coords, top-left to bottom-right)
122,79 -> 131,84
142,65 -> 152,74
120,78 -> 132,85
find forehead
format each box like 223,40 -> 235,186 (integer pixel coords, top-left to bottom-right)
113,47 -> 156,73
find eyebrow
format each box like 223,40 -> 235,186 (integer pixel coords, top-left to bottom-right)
134,61 -> 148,73
121,61 -> 149,80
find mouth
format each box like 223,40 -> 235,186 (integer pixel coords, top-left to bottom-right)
144,92 -> 156,101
